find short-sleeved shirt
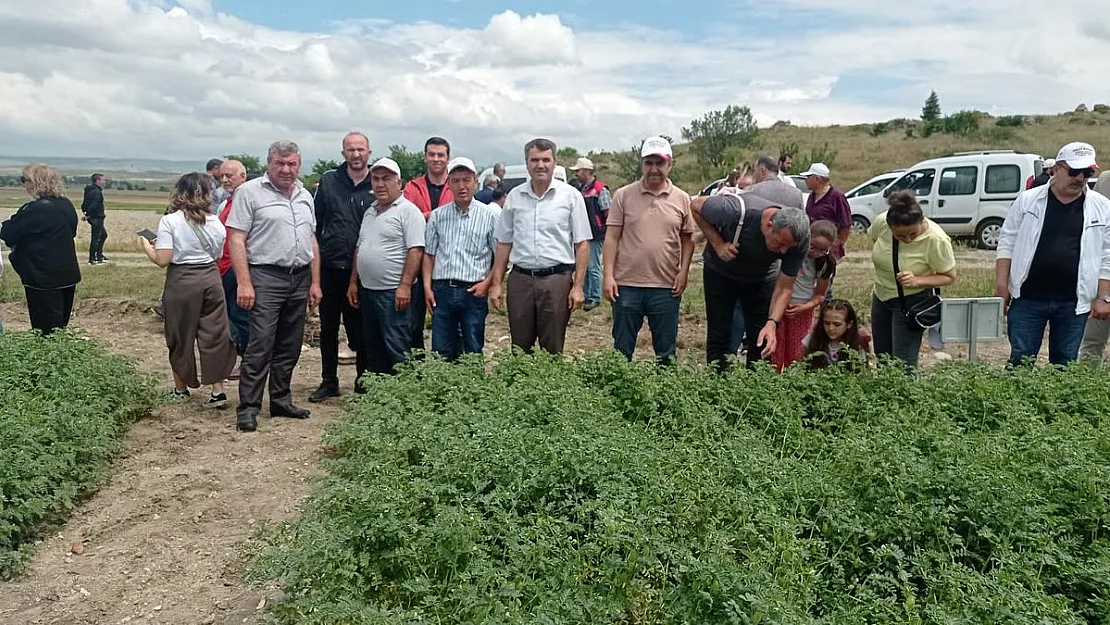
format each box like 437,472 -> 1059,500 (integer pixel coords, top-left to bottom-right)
225,174 -> 316,268
805,186 -> 852,259
699,193 -> 809,284
748,179 -> 805,210
790,255 -> 836,303
869,213 -> 956,302
425,200 -> 501,283
494,180 -> 592,270
356,196 -> 426,290
607,179 -> 695,288
156,211 -> 227,266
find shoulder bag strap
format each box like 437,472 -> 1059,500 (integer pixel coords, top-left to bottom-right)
731,194 -> 747,246
892,235 -> 907,308
186,217 -> 219,262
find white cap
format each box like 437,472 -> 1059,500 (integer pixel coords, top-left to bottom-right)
447,156 -> 477,175
1056,142 -> 1098,170
1043,158 -> 1056,169
800,163 -> 831,178
640,136 -> 672,160
369,157 -> 401,178
572,157 -> 595,171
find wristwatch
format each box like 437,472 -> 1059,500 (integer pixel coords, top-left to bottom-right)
1102,295 -> 1110,304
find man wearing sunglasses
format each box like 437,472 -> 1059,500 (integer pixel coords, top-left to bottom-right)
996,141 -> 1110,366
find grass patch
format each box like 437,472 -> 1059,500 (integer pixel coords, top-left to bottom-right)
0,331 -> 159,579
1,264 -> 166,303
252,353 -> 1110,623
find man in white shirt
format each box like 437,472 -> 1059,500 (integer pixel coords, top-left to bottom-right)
489,138 -> 592,354
1077,171 -> 1110,365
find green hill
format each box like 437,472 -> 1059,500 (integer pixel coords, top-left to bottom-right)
574,105 -> 1110,194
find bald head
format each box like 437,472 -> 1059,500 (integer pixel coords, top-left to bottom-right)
220,159 -> 247,192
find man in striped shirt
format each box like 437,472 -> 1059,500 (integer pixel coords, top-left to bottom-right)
422,157 -> 501,361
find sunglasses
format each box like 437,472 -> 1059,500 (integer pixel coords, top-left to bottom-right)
1067,167 -> 1096,179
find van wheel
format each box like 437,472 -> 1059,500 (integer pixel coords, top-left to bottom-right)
975,218 -> 1004,250
851,215 -> 871,234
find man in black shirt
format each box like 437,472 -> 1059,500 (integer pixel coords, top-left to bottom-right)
1030,158 -> 1054,188
81,173 -> 107,264
996,141 -> 1110,366
691,194 -> 810,369
309,132 -> 373,401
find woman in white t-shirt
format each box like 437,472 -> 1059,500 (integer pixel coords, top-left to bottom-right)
141,173 -> 236,406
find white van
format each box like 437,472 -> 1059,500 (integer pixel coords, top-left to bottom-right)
847,169 -> 905,232
872,150 -> 1045,250
477,164 -> 568,192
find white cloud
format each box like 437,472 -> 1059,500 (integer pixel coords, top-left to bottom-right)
0,0 -> 1108,167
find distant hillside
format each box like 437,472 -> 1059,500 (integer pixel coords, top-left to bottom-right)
578,106 -> 1110,194
0,156 -> 191,181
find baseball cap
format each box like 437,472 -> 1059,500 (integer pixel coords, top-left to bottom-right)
800,163 -> 831,178
1042,158 -> 1056,169
640,136 -> 672,160
369,157 -> 401,177
573,157 -> 595,171
447,156 -> 477,175
1056,142 -> 1099,170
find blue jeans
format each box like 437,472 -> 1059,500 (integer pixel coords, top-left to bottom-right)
221,270 -> 251,356
430,281 -> 489,362
612,286 -> 681,363
728,302 -> 745,354
359,287 -> 412,374
584,240 -> 604,305
1007,298 -> 1088,366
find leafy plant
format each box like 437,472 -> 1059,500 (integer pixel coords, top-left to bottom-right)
0,331 -> 158,578
254,353 -> 1110,624
996,115 -> 1026,128
388,145 -> 427,183
943,110 -> 982,136
681,105 -> 759,168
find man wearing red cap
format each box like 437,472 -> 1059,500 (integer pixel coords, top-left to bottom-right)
996,141 -> 1110,366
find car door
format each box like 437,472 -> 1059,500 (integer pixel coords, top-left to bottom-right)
933,164 -> 980,234
886,168 -> 937,212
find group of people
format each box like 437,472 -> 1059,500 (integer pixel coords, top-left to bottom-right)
2,134 -> 1109,430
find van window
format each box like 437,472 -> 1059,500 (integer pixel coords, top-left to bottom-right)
985,164 -> 1021,194
887,169 -> 935,197
939,166 -> 977,196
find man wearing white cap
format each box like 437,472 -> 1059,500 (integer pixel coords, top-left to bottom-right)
490,137 -> 592,354
603,136 -> 696,363
800,162 -> 851,259
347,157 -> 426,374
422,157 -> 501,361
1031,158 -> 1055,188
996,141 -> 1110,366
572,156 -> 612,310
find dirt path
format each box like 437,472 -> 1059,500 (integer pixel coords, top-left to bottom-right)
0,300 -> 349,625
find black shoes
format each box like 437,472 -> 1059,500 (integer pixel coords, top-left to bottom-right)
308,383 -> 340,403
236,409 -> 259,432
270,403 -> 311,419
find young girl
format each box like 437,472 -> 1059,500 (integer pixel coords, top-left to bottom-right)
773,220 -> 838,371
805,299 -> 869,370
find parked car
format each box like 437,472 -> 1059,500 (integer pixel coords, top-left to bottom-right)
877,150 -> 1045,250
846,170 -> 906,232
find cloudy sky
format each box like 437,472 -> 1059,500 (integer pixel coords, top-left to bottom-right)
1,0 -> 1108,166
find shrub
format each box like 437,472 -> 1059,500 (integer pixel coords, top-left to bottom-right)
995,115 -> 1026,128
871,122 -> 890,136
254,353 -> 1110,624
0,331 -> 158,578
942,110 -> 981,136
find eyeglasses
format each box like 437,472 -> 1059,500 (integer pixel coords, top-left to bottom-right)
1067,167 -> 1096,179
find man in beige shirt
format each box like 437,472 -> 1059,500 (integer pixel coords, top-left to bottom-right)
602,136 -> 696,363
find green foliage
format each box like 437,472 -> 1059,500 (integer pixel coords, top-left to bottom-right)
995,115 -> 1026,128
871,122 -> 890,136
942,110 -> 982,137
556,146 -> 580,162
0,331 -> 158,579
388,145 -> 427,183
681,105 -> 759,168
922,90 -> 942,124
254,353 -> 1110,624
612,144 -> 644,184
225,154 -> 263,175
793,142 -> 839,173
301,159 -> 341,189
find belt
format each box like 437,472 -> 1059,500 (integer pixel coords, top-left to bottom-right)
432,279 -> 480,289
256,263 -> 310,274
515,263 -> 574,278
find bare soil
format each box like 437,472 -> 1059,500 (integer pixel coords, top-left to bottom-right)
0,294 -> 1020,625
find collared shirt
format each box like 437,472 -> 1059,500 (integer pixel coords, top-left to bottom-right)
356,195 -> 426,290
494,179 -> 591,270
426,199 -> 501,282
225,174 -> 316,268
607,179 -> 695,288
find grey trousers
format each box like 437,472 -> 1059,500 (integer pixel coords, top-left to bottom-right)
871,294 -> 924,371
237,265 -> 311,415
1078,317 -> 1110,367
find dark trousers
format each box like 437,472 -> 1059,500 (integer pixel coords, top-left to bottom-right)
430,281 -> 489,361
87,217 -> 107,261
237,265 -> 310,414
871,294 -> 925,370
220,269 -> 251,356
704,267 -> 773,369
1007,298 -> 1088,366
611,286 -> 681,363
506,270 -> 573,354
318,267 -> 365,386
409,277 -> 427,354
25,286 -> 75,335
360,287 -> 412,374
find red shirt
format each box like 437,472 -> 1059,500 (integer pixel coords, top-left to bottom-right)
217,195 -> 234,275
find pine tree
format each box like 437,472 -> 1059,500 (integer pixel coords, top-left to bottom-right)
921,91 -> 941,137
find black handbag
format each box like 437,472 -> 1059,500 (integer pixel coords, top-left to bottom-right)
892,237 -> 943,331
